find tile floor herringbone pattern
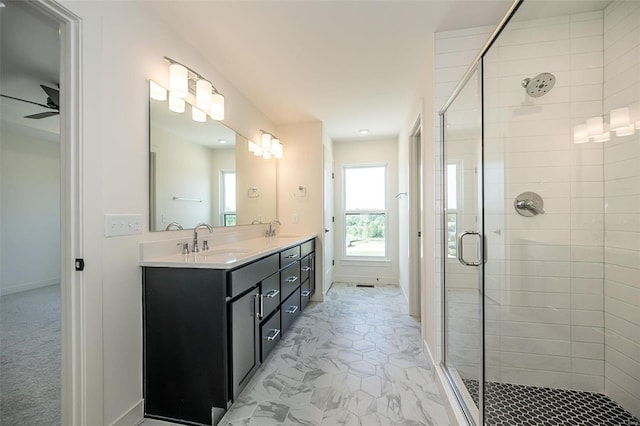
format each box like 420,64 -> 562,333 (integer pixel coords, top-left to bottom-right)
218,283 -> 451,426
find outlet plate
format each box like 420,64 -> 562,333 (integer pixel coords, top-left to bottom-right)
105,214 -> 143,237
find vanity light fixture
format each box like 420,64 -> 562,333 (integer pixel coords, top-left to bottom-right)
164,56 -> 225,122
253,130 -> 283,160
573,124 -> 588,144
168,91 -> 185,113
610,107 -> 635,136
191,105 -> 207,123
149,80 -> 167,101
573,104 -> 639,144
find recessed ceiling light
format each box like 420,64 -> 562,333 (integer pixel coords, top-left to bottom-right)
359,129 -> 369,135
218,139 -> 227,144
0,2 -> 6,8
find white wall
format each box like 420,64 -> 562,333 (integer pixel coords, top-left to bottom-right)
235,134 -> 277,225
58,1 -> 278,424
332,138 -> 399,285
603,0 -> 640,417
150,126 -> 215,229
275,121 -> 325,300
0,130 -> 60,295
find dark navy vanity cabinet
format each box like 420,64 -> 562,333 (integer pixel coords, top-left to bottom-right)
142,237 -> 316,426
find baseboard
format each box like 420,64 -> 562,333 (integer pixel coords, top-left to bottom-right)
110,399 -> 144,426
332,275 -> 398,285
0,278 -> 59,296
399,282 -> 409,304
423,340 -> 469,426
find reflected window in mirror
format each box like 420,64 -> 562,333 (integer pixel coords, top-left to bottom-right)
221,170 -> 236,226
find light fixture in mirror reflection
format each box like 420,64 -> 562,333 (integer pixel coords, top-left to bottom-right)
148,80 -> 277,232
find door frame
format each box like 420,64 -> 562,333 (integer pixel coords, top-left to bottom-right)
408,117 -> 422,317
32,1 -> 96,424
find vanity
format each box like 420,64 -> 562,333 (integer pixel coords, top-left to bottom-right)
140,235 -> 316,426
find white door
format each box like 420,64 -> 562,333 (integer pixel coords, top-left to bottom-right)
322,142 -> 334,293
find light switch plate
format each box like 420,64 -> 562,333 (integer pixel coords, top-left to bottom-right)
105,214 -> 143,237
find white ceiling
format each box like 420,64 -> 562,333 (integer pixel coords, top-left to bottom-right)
3,1 -> 614,143
147,1 -> 516,141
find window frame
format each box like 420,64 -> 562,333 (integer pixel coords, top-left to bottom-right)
342,163 -> 389,261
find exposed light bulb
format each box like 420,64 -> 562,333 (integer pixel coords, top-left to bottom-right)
169,63 -> 188,99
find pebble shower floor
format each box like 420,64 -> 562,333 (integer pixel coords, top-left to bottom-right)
463,378 -> 640,426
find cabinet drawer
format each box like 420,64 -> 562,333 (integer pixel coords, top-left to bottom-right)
261,310 -> 281,362
280,262 -> 300,301
229,254 -> 278,298
300,256 -> 312,282
280,246 -> 300,268
261,272 -> 280,319
300,280 -> 311,311
301,239 -> 315,257
281,287 -> 301,333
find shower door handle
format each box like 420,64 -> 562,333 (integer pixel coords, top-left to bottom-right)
457,231 -> 482,266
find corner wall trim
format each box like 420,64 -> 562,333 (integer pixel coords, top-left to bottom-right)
110,399 -> 144,426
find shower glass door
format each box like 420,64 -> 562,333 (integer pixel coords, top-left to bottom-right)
442,65 -> 484,424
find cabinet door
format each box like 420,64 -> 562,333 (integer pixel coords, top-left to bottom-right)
230,288 -> 259,400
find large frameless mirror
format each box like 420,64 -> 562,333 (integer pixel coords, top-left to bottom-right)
148,80 -> 277,231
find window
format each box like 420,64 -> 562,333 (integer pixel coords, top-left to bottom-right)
447,162 -> 458,258
221,170 -> 236,226
344,165 -> 386,257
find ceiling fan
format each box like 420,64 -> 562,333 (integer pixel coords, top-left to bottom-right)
0,84 -> 60,119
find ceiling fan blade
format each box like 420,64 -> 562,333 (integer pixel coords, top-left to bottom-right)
40,85 -> 59,108
24,111 -> 60,119
0,93 -> 51,109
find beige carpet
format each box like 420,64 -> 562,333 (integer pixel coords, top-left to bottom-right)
1,284 -> 61,425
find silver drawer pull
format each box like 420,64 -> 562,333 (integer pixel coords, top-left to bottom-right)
302,290 -> 311,297
256,294 -> 264,319
266,289 -> 280,298
286,306 -> 298,314
266,329 -> 280,341
286,253 -> 298,259
285,276 -> 298,283
301,266 -> 311,272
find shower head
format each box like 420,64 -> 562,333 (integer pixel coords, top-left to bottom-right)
521,72 -> 556,98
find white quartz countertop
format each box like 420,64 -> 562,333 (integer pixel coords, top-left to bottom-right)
139,234 -> 315,270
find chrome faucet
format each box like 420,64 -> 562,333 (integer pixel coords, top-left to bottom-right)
266,219 -> 281,237
193,223 -> 213,252
165,222 -> 184,231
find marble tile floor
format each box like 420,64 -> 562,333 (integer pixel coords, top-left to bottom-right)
142,282 -> 452,426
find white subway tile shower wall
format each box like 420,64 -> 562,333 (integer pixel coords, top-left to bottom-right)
603,0 -> 640,418
435,1 -> 639,419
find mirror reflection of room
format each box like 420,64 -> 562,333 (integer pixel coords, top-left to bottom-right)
148,80 -> 277,231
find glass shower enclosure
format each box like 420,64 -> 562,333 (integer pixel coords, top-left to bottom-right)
440,0 -> 640,424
